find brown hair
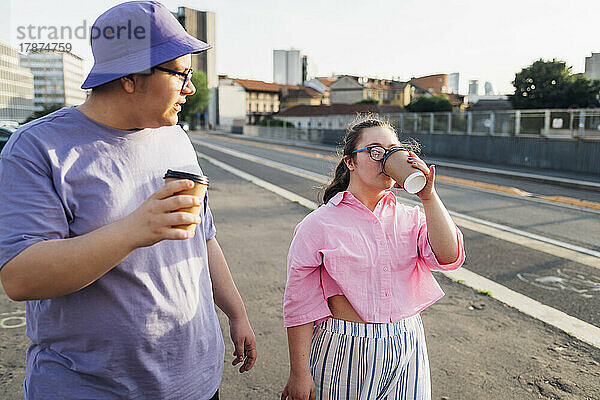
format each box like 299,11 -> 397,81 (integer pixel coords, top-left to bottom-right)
321,114 -> 419,204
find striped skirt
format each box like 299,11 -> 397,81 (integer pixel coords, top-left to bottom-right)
309,315 -> 431,400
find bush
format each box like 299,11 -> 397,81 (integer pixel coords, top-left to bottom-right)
259,118 -> 294,127
354,98 -> 380,104
405,95 -> 452,112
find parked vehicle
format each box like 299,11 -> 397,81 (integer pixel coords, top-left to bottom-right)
0,125 -> 17,152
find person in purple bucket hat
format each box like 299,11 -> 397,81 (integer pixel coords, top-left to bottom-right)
0,1 -> 256,399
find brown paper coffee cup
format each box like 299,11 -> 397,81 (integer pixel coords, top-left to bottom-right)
382,150 -> 426,194
164,170 -> 209,232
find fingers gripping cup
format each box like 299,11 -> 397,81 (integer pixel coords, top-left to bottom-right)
163,170 -> 209,233
381,149 -> 427,194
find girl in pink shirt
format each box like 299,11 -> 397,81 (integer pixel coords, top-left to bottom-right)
282,116 -> 465,400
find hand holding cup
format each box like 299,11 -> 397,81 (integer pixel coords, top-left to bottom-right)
382,149 -> 427,194
163,170 -> 209,233
122,177 -> 206,249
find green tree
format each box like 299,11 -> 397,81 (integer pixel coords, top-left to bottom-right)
24,103 -> 63,123
565,76 -> 600,108
179,70 -> 210,128
354,98 -> 379,104
511,59 -> 600,109
405,95 -> 452,112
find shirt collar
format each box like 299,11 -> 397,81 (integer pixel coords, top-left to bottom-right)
329,190 -> 397,207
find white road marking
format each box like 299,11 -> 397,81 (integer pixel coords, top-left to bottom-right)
0,311 -> 26,329
194,140 -> 600,269
196,149 -> 600,349
197,152 -> 319,210
196,140 -> 329,183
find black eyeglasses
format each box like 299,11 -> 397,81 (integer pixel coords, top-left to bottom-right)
153,66 -> 193,92
352,145 -> 404,161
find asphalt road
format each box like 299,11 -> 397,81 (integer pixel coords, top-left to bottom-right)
1,134 -> 599,399
191,133 -> 600,328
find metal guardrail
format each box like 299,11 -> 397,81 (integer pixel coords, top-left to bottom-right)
388,109 -> 600,139
250,108 -> 600,140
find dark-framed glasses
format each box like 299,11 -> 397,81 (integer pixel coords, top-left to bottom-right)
153,66 -> 193,92
352,145 -> 404,161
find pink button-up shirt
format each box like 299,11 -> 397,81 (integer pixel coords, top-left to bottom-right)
283,190 -> 465,327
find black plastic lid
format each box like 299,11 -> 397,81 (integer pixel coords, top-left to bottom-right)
163,169 -> 209,184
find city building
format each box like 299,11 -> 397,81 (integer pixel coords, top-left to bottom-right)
409,74 -> 449,94
465,94 -> 509,107
0,41 -> 34,122
19,50 -> 86,113
468,80 -> 479,95
174,6 -> 217,128
304,77 -> 335,105
484,81 -> 494,95
273,49 -> 305,86
329,76 -> 415,106
448,73 -> 459,94
275,103 -> 404,130
280,86 -> 327,110
584,53 -> 600,80
218,76 -> 283,126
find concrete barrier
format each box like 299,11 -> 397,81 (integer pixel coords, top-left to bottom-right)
244,125 -> 600,175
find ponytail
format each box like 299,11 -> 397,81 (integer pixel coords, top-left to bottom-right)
322,159 -> 351,204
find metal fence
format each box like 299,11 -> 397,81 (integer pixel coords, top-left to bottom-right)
388,109 -> 600,139
237,109 -> 600,175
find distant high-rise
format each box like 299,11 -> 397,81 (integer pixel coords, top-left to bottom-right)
20,50 -> 86,113
273,49 -> 303,86
174,7 -> 217,128
175,7 -> 216,88
0,41 -> 34,122
484,81 -> 494,95
584,53 -> 600,80
448,73 -> 459,94
302,55 -> 308,85
468,80 -> 479,95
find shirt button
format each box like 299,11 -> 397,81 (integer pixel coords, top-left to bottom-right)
383,267 -> 388,271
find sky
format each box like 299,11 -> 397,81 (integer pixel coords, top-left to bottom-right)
1,0 -> 599,95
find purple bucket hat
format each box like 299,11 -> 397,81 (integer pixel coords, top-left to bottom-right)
81,0 -> 211,89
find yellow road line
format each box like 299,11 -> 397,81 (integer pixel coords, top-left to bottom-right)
198,133 -> 600,212
452,216 -> 600,270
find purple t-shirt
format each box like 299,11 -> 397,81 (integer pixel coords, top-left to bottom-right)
0,107 -> 224,400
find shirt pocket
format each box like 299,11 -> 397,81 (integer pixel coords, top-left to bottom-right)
326,252 -> 371,289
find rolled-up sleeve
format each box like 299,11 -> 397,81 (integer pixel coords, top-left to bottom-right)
416,211 -> 465,271
283,221 -> 331,327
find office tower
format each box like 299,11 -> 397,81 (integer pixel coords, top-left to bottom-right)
174,7 -> 217,127
448,73 -> 459,94
584,53 -> 600,80
468,80 -> 479,95
484,81 -> 494,95
273,49 -> 303,86
19,50 -> 85,113
0,41 -> 34,122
